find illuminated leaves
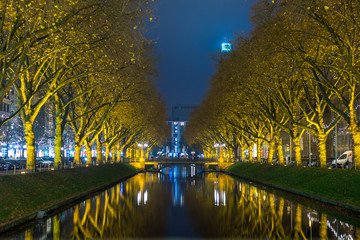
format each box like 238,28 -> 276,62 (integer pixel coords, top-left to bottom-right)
187,0 -> 360,165
0,0 -> 164,165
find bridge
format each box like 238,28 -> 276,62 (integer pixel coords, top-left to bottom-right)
129,158 -> 235,171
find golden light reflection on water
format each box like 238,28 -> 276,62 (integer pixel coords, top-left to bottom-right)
17,168 -> 360,239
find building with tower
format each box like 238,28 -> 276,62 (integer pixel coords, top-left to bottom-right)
164,104 -> 198,157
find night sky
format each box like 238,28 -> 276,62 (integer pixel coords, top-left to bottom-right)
150,0 -> 255,110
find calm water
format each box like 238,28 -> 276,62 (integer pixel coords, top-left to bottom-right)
6,164 -> 360,239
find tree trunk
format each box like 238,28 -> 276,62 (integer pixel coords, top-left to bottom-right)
293,137 -> 301,166
105,142 -> 110,162
85,140 -> 92,165
54,99 -> 63,168
226,147 -> 234,161
145,149 -> 150,160
268,141 -> 275,164
111,146 -> 116,163
54,129 -> 62,168
25,121 -> 36,171
241,146 -> 245,162
74,145 -> 81,166
218,146 -> 224,162
256,140 -> 262,163
233,145 -> 239,160
316,133 -> 327,168
117,142 -> 122,162
276,135 -> 284,165
204,149 -> 210,158
350,126 -> 360,169
249,144 -> 254,163
139,146 -> 145,162
96,136 -> 102,164
126,147 -> 131,160
349,90 -> 359,168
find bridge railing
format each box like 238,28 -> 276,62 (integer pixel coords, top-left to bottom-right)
146,157 -> 218,162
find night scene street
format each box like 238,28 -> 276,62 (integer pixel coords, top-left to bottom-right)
1,0 -> 360,239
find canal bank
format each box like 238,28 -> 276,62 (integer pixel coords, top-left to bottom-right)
0,163 -> 138,234
5,164 -> 360,239
225,162 -> 360,214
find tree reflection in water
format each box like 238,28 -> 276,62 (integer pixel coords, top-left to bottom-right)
64,173 -> 170,239
19,170 -> 360,239
185,173 -> 358,239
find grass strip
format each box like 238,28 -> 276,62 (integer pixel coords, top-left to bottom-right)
226,162 -> 360,209
0,163 -> 137,226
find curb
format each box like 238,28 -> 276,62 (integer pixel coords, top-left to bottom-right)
223,170 -> 360,215
0,169 -> 140,234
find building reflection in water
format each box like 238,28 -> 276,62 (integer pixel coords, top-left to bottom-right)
13,165 -> 360,239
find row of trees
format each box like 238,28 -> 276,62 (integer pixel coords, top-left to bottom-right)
0,0 -> 169,169
185,0 -> 360,168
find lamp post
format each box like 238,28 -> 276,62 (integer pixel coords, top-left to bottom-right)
335,123 -> 337,167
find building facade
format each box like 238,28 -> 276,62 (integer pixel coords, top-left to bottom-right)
164,105 -> 198,157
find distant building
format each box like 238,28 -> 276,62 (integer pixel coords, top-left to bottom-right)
0,88 -> 14,118
0,88 -> 16,158
164,105 -> 198,157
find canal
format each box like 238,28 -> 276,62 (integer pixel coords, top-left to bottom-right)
6,164 -> 360,239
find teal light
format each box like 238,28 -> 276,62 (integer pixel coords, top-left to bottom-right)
221,43 -> 231,52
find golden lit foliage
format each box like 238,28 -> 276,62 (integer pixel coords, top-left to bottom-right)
0,0 -> 166,167
187,0 -> 360,166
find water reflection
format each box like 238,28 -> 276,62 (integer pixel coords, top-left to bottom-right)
9,165 -> 360,239
186,172 -> 359,239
